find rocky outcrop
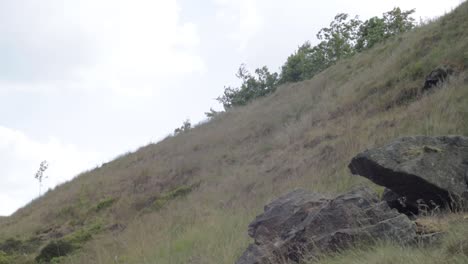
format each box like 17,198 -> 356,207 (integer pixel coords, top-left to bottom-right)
236,187 -> 416,264
349,136 -> 468,214
423,65 -> 454,91
237,135 -> 468,263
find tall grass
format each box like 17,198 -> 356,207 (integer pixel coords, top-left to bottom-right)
313,215 -> 468,264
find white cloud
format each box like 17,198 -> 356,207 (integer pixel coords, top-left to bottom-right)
214,0 -> 264,51
0,126 -> 102,216
84,0 -> 206,97
0,0 -> 205,97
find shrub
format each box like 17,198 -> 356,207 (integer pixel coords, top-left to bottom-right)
35,222 -> 103,263
0,238 -> 22,254
35,240 -> 74,263
152,185 -> 194,211
95,197 -> 116,212
0,237 -> 41,255
204,108 -> 220,119
0,251 -> 13,264
65,222 -> 103,245
174,120 -> 192,135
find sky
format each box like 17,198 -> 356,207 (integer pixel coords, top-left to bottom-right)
0,0 -> 464,216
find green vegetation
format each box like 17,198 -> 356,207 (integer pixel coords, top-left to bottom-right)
65,222 -> 102,245
0,251 -> 14,264
355,8 -> 415,51
151,185 -> 194,211
217,64 -> 279,109
95,197 -> 116,212
0,238 -> 23,254
219,7 -> 416,108
0,236 -> 41,263
36,222 -> 103,263
174,119 -> 192,135
35,240 -> 74,263
279,13 -> 362,84
34,160 -> 49,196
280,7 -> 415,84
204,108 -> 220,118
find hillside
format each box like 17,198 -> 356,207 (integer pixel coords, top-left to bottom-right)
1,2 -> 468,264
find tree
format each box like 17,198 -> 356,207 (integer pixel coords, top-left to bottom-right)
383,7 -> 416,36
280,7 -> 416,84
355,16 -> 386,51
280,42 -> 313,83
280,15 -> 362,84
174,119 -> 191,135
34,160 -> 48,196
356,8 -> 415,51
217,64 -> 279,109
316,13 -> 362,63
217,7 -> 416,106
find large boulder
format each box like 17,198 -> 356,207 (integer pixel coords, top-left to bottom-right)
349,136 -> 468,214
236,187 -> 416,264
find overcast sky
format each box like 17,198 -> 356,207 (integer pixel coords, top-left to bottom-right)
0,0 -> 463,216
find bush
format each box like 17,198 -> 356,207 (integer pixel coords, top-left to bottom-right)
152,185 -> 194,211
0,238 -> 22,254
204,108 -> 220,119
95,197 -> 116,212
35,240 -> 74,263
174,120 -> 192,135
0,251 -> 13,264
0,237 -> 41,255
35,222 -> 103,263
65,222 -> 103,246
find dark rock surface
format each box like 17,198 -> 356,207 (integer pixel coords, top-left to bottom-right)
236,187 -> 416,264
247,189 -> 330,246
349,136 -> 468,213
382,188 -> 419,216
423,65 -> 454,91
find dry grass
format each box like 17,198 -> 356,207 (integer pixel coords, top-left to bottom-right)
313,214 -> 468,264
1,2 -> 468,263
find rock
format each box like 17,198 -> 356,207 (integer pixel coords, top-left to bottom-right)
423,65 -> 454,91
236,187 -> 416,264
382,188 -> 419,216
349,136 -> 468,214
248,189 -> 329,246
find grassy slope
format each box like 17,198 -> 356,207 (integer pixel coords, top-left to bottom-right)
1,2 -> 468,263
